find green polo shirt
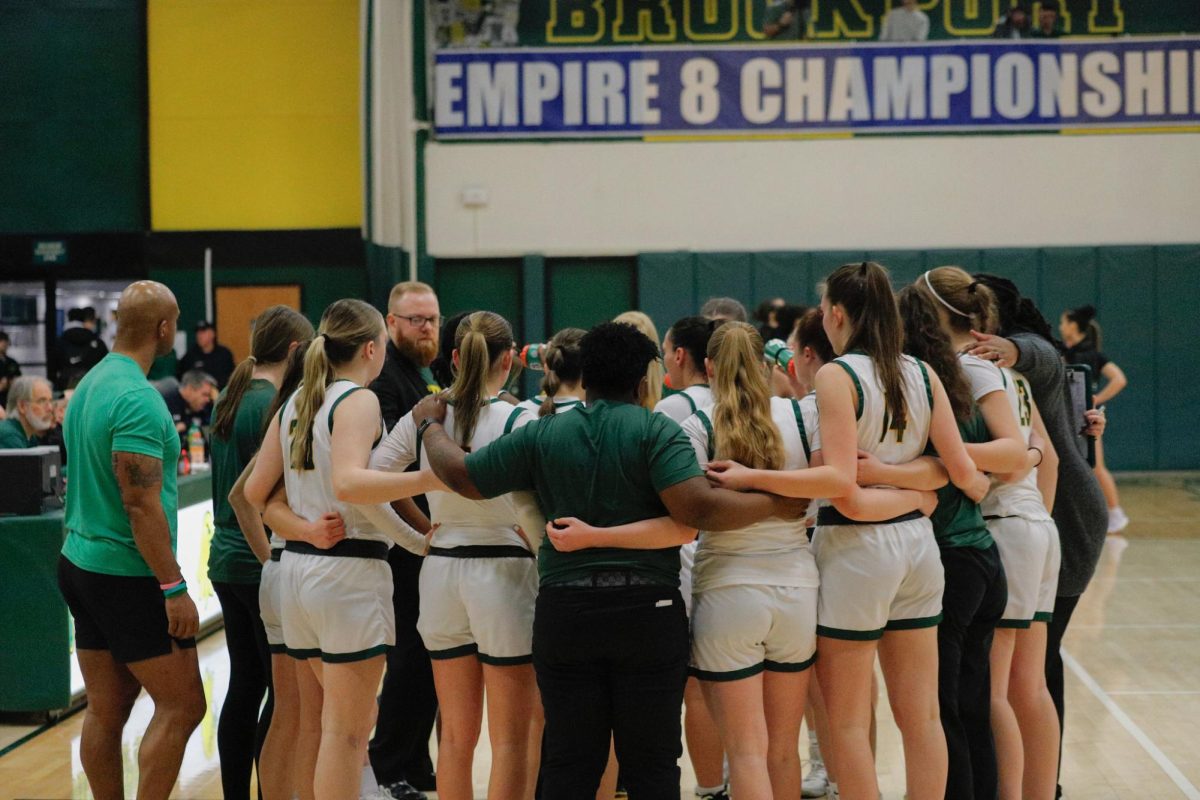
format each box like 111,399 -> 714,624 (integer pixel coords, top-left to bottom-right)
928,407 -> 994,551
0,416 -> 37,449
62,353 -> 179,577
465,399 -> 703,587
207,379 -> 276,584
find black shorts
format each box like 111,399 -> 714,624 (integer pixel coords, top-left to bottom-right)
57,556 -> 197,664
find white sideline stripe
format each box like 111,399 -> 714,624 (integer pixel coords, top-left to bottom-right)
1070,623 -> 1200,629
1115,577 -> 1200,582
1107,690 -> 1200,696
1063,649 -> 1200,800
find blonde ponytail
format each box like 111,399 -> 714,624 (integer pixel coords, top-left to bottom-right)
291,335 -> 333,470
613,310 -> 662,410
709,322 -> 784,470
289,299 -> 383,471
446,311 -> 513,447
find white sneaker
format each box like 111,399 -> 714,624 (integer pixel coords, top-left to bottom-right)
1108,506 -> 1130,534
802,760 -> 830,797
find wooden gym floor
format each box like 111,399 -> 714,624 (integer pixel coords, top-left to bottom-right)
3,475 -> 1200,799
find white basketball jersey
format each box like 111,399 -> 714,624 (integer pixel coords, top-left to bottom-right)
983,366 -> 1052,521
682,396 -> 818,592
835,353 -> 933,468
371,398 -> 542,548
280,380 -> 390,544
653,384 -> 714,424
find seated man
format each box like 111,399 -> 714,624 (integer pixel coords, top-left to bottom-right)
414,321 -> 803,799
0,376 -> 54,448
161,370 -> 217,437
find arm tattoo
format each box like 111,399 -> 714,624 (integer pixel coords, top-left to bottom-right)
113,452 -> 164,490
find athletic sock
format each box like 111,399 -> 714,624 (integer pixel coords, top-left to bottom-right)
696,784 -> 726,797
360,764 -> 378,797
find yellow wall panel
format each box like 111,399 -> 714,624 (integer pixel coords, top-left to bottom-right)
149,0 -> 362,230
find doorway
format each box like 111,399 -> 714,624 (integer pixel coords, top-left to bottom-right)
215,285 -> 302,362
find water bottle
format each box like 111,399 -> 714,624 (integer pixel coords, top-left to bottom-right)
188,424 -> 206,466
518,343 -> 546,371
764,339 -> 796,376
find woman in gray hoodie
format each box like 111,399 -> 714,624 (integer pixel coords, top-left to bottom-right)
965,274 -> 1107,799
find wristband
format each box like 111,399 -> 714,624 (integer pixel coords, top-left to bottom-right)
159,578 -> 184,591
1028,446 -> 1044,467
163,581 -> 188,599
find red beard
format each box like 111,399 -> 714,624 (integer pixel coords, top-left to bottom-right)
397,336 -> 439,367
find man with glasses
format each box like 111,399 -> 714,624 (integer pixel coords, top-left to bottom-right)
368,281 -> 442,800
0,376 -> 54,448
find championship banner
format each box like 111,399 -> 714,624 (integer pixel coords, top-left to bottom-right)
428,1 -> 1199,47
432,37 -> 1200,138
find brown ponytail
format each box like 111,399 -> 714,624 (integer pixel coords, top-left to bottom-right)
897,286 -> 973,420
825,261 -> 908,428
290,299 -> 383,471
792,307 -> 834,363
708,322 -> 784,470
264,340 -> 311,433
446,311 -> 513,446
538,327 -> 586,417
923,266 -> 997,335
212,306 -> 313,441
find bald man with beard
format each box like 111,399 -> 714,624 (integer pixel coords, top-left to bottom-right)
57,281 -> 206,800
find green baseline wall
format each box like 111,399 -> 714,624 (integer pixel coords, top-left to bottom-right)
428,244 -> 1198,471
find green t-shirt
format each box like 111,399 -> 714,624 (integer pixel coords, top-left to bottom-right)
61,353 -> 180,577
0,417 -> 37,449
928,407 -> 994,551
465,399 -> 703,587
207,379 -> 276,584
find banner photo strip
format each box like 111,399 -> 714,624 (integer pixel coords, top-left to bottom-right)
433,37 -> 1200,139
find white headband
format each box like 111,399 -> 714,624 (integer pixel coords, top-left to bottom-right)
923,271 -> 971,318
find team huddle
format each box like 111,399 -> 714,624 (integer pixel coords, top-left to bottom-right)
59,262 -> 1108,800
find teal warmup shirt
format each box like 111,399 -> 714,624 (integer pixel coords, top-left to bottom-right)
0,417 -> 37,448
62,353 -> 179,577
207,378 -> 276,584
928,407 -> 994,551
465,399 -> 703,587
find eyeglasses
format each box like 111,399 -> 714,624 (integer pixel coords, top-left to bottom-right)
393,314 -> 440,329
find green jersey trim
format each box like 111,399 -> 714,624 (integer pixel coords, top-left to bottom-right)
916,359 -> 934,409
327,385 -> 365,433
833,360 -> 864,420
695,409 -> 715,461
790,397 -> 811,462
503,406 -> 525,435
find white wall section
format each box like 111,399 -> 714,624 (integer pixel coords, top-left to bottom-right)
424,133 -> 1200,256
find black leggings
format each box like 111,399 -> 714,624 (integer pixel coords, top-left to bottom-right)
1045,592 -> 1081,800
937,544 -> 1007,800
213,581 -> 273,800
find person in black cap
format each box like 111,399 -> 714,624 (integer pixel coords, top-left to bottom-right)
179,320 -> 236,389
51,307 -> 109,391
